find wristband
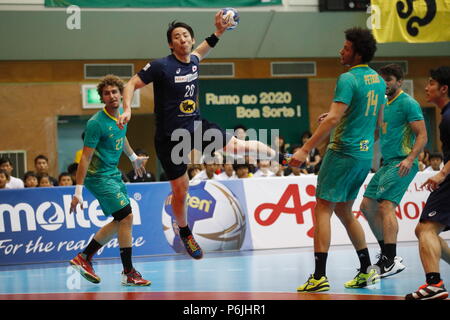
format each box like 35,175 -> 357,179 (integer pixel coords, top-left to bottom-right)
205,33 -> 219,48
75,185 -> 83,198
129,153 -> 138,162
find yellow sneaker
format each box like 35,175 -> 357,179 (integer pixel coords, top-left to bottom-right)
297,274 -> 330,292
344,268 -> 380,288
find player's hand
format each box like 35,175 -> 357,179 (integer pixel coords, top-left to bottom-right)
317,113 -> 328,124
396,158 -> 413,177
421,171 -> 446,192
289,148 -> 308,168
70,195 -> 83,214
132,156 -> 148,178
214,10 -> 232,35
117,110 -> 131,130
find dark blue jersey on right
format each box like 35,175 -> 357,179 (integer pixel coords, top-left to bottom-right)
138,54 -> 201,138
439,102 -> 450,164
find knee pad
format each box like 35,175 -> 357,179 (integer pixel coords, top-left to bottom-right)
112,204 -> 132,221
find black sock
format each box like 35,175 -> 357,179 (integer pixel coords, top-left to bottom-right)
120,247 -> 133,273
384,243 -> 396,262
179,225 -> 192,238
378,240 -> 385,255
313,252 -> 328,280
356,248 -> 372,273
82,239 -> 102,261
426,272 -> 441,285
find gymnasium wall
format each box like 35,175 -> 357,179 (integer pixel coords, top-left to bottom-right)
1,56 -> 450,178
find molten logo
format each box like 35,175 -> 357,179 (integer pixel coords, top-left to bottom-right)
0,196 -> 142,233
254,184 -> 316,237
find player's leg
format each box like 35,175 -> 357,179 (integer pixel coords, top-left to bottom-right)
297,198 -> 334,292
170,173 -> 203,259
110,204 -> 151,286
360,196 -> 383,245
406,220 -> 447,300
335,200 -> 379,289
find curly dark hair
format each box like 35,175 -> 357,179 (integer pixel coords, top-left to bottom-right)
97,74 -> 124,102
344,27 -> 377,64
378,64 -> 404,81
430,66 -> 450,98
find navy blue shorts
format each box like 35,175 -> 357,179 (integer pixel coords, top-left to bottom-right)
155,118 -> 233,181
420,177 -> 450,231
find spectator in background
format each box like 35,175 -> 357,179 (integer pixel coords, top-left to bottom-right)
275,135 -> 287,154
23,171 -> 38,188
0,157 -> 24,189
34,155 -> 58,186
126,149 -> 156,183
217,157 -> 237,180
423,152 -> 444,172
38,173 -> 53,187
0,169 -> 9,190
253,159 -> 275,178
418,149 -> 431,171
74,131 -> 85,164
191,154 -> 220,181
233,124 -> 247,140
58,172 -> 74,186
300,131 -> 322,174
234,162 -> 251,179
67,162 -> 79,184
187,165 -> 202,180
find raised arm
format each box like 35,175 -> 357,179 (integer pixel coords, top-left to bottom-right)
192,10 -> 233,61
117,75 -> 146,129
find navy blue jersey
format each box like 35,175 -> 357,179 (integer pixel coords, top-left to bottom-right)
138,54 -> 201,138
439,102 -> 450,164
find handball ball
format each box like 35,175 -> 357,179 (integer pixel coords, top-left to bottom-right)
221,7 -> 239,30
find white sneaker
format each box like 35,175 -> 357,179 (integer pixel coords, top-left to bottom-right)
380,257 -> 406,278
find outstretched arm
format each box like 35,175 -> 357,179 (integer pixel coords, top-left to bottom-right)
290,102 -> 348,167
117,75 -> 147,129
192,10 -> 233,61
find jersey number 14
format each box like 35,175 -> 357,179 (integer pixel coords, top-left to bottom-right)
365,90 -> 378,117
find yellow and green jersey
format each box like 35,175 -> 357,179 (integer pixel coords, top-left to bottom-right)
84,107 -> 127,176
329,65 -> 387,159
380,91 -> 424,163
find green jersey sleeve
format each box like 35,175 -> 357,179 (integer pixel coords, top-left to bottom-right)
333,73 -> 357,106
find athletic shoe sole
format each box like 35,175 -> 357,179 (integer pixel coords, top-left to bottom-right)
70,260 -> 100,284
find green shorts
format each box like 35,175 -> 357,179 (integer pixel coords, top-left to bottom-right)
364,160 -> 418,205
316,149 -> 372,203
85,172 -> 130,217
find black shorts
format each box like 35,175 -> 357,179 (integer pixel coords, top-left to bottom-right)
420,177 -> 450,231
155,118 -> 233,181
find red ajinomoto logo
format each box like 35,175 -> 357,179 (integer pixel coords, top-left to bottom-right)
254,184 -> 316,238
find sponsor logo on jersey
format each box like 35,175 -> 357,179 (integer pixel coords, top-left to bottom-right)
192,65 -> 197,72
174,72 -> 198,83
179,100 -> 196,114
176,68 -> 181,74
428,211 -> 437,217
143,63 -> 151,71
359,140 -> 369,152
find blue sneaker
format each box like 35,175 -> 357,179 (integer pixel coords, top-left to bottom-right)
180,234 -> 203,260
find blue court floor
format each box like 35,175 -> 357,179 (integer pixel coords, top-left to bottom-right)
0,242 -> 448,300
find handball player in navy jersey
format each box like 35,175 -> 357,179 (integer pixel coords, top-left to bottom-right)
117,11 -> 282,259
